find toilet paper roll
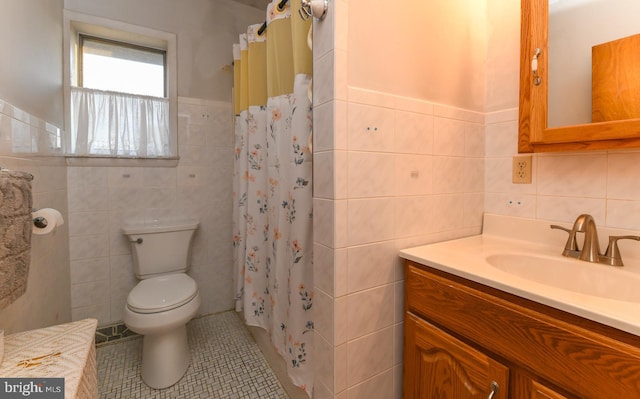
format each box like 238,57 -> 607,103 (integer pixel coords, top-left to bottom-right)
32,208 -> 64,235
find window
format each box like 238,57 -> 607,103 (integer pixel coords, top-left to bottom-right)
64,12 -> 177,161
78,35 -> 166,97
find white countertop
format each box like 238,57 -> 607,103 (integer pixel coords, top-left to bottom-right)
400,214 -> 640,336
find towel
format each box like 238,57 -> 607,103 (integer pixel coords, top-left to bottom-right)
0,169 -> 34,309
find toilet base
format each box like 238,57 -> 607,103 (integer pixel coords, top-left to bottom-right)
141,325 -> 190,389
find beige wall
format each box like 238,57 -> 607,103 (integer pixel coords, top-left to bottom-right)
0,0 -> 64,128
347,0 -> 488,113
485,0 -> 520,112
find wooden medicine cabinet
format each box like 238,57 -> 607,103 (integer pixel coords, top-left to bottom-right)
519,0 -> 640,153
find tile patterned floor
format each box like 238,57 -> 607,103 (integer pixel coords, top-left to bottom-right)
97,311 -> 290,399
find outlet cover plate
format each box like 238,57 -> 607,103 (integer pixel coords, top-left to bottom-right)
512,155 -> 532,184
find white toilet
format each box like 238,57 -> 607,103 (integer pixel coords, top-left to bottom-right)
122,219 -> 201,389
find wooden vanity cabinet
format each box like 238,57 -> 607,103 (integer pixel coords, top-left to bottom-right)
403,261 -> 640,399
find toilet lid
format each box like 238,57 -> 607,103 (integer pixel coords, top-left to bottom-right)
127,274 -> 198,314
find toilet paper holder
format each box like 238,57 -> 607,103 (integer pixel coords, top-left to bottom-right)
31,208 -> 65,235
33,216 -> 48,229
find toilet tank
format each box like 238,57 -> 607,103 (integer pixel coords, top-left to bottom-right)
122,219 -> 199,279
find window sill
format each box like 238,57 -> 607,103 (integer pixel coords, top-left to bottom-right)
65,156 -> 179,167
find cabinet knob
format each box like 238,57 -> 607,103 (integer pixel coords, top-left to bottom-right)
487,381 -> 499,399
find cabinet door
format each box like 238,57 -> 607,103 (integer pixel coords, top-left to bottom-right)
530,381 -> 570,399
404,312 -> 509,399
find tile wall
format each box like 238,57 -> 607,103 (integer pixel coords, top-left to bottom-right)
312,87 -> 485,399
0,100 -> 63,156
68,97 -> 235,326
486,108 -> 640,229
311,1 -> 486,398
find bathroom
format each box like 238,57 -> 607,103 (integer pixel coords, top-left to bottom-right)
2,0 -> 640,398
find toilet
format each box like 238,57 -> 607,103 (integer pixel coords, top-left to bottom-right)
122,219 -> 201,389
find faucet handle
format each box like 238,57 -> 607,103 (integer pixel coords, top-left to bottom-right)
550,224 -> 580,257
602,235 -> 640,266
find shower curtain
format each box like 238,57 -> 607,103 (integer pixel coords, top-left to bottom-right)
232,1 -> 313,396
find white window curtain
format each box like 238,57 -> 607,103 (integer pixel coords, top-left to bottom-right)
69,86 -> 171,157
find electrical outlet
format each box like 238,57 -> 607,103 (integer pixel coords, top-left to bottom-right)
512,155 -> 532,184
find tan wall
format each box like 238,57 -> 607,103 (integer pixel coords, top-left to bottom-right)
0,0 -> 64,127
347,0 -> 487,112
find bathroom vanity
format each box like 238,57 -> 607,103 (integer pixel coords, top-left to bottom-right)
401,214 -> 640,398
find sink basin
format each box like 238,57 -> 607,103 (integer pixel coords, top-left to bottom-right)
485,253 -> 640,303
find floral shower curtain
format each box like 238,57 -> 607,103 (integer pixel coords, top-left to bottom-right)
232,1 -> 313,396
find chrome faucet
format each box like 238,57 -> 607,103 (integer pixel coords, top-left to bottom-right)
551,214 -> 640,266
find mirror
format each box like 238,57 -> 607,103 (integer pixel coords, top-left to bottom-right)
519,0 -> 640,152
549,0 -> 640,127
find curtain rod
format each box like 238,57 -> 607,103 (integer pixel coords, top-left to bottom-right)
257,0 -> 289,36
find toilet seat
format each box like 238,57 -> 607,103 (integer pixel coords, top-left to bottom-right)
127,274 -> 198,314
